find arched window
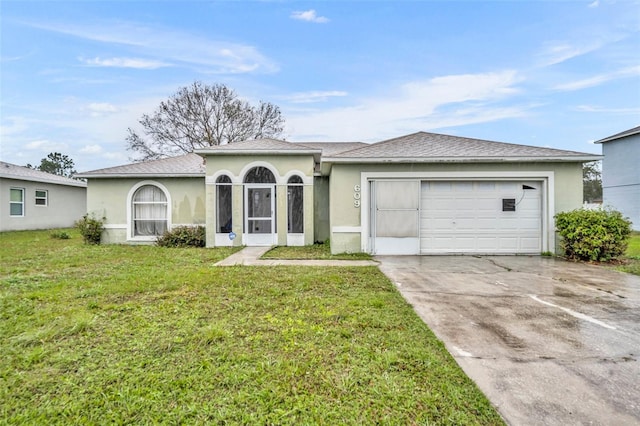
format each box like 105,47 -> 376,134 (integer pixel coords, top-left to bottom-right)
216,175 -> 232,233
287,175 -> 304,233
132,185 -> 168,236
244,166 -> 276,183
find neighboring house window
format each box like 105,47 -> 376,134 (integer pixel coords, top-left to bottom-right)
35,190 -> 48,206
287,175 -> 304,233
10,188 -> 24,217
132,185 -> 168,236
216,175 -> 232,233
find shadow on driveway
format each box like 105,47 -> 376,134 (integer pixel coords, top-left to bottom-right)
376,255 -> 640,426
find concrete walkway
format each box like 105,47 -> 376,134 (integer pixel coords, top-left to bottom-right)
214,246 -> 379,266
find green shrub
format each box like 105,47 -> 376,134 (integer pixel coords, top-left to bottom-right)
555,208 -> 632,262
156,226 -> 206,248
75,214 -> 105,245
50,230 -> 70,240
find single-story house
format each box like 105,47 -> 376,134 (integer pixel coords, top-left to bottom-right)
594,125 -> 639,230
76,131 -> 600,255
0,161 -> 87,232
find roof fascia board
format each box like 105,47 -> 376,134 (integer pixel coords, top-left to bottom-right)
322,156 -> 602,163
74,173 -> 204,179
594,129 -> 640,144
0,174 -> 87,187
195,149 -> 321,156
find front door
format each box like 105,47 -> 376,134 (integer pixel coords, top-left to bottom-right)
244,185 -> 276,246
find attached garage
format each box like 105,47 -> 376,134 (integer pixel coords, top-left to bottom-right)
419,180 -> 541,254
368,178 -> 544,255
326,132 -> 600,256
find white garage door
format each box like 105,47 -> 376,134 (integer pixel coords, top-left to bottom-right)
420,181 -> 542,254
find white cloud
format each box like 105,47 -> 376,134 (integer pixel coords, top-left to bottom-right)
553,65 -> 640,91
536,42 -> 604,67
86,102 -> 119,117
575,105 -> 640,114
290,10 -> 329,24
284,90 -> 348,104
588,0 -> 599,8
24,139 -> 69,151
80,56 -> 170,69
285,70 -> 527,141
29,20 -> 278,74
79,144 -> 104,154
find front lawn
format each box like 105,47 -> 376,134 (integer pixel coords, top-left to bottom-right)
263,242 -> 372,260
617,231 -> 640,276
0,229 -> 503,425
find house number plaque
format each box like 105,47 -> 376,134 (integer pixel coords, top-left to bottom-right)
353,184 -> 361,208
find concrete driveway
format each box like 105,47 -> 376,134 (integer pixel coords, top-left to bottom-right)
376,255 -> 640,426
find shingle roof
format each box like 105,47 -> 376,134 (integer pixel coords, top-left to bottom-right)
298,142 -> 367,156
75,153 -> 205,178
327,131 -> 600,162
0,161 -> 87,187
195,138 -> 320,153
594,125 -> 640,144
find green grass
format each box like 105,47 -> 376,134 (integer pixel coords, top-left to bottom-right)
0,229 -> 503,425
263,242 -> 373,260
616,231 -> 640,276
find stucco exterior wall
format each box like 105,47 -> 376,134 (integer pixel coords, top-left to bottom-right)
0,178 -> 87,231
313,176 -> 330,243
328,162 -> 584,254
601,136 -> 639,230
86,177 -> 205,244
202,154 -> 316,247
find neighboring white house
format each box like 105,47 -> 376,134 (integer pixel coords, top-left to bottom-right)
595,125 -> 640,231
78,131 -> 600,255
0,162 -> 87,232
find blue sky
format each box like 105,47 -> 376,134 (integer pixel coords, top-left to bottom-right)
1,0 -> 639,172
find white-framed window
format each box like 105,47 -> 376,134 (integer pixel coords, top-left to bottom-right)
216,175 -> 233,233
35,190 -> 48,206
10,188 -> 24,217
132,184 -> 168,237
287,175 -> 304,233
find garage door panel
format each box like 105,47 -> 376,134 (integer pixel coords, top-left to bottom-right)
420,180 -> 542,254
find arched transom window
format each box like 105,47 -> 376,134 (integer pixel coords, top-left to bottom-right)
132,185 -> 168,236
244,167 -> 276,183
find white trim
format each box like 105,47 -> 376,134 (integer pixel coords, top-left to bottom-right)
206,169 -> 238,185
282,170 -> 313,185
126,180 -> 173,241
215,233 -> 234,246
244,184 -> 276,246
34,189 -> 48,207
9,187 -> 25,217
287,234 -> 305,246
103,224 -> 126,229
359,171 -> 555,254
333,226 -> 361,233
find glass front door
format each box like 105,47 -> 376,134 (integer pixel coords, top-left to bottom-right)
245,185 -> 275,245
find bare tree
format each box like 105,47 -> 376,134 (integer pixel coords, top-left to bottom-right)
126,82 -> 285,161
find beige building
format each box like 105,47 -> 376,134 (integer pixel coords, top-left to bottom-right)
77,132 -> 600,254
1,162 -> 87,231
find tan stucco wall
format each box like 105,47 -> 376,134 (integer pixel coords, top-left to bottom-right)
0,178 -> 87,231
328,162 -> 584,254
86,177 -> 205,244
202,154 -> 316,247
